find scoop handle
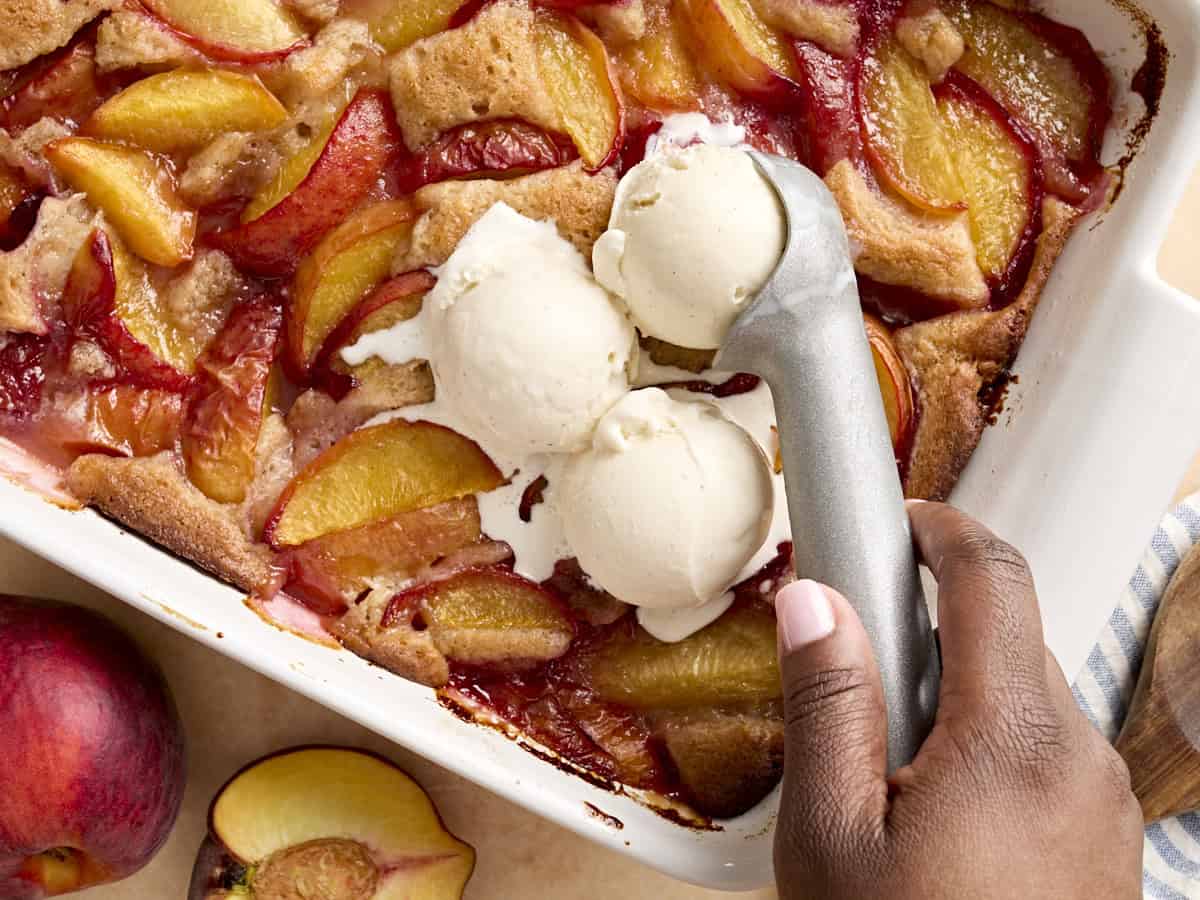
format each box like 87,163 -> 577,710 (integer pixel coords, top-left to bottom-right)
719,153 -> 940,770
769,309 -> 939,770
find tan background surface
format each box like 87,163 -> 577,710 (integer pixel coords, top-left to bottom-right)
0,168 -> 1196,899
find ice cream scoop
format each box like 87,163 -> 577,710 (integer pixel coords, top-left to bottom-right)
593,143 -> 786,350
426,203 -> 637,458
555,388 -> 774,627
716,152 -> 940,770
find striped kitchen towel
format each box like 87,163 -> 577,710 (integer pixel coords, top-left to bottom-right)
1073,494 -> 1200,899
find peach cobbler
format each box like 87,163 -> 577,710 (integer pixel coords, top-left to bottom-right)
0,0 -> 1115,818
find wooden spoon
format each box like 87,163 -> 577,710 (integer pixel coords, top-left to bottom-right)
1115,542 -> 1200,822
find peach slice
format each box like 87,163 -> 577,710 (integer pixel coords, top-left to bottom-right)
324,271 -> 434,362
211,90 -> 402,276
859,38 -> 965,213
584,606 -> 780,708
141,0 -> 309,63
286,498 -> 482,614
313,270 -> 434,398
86,70 -> 288,155
183,297 -> 283,504
266,419 -> 504,547
943,0 -> 1108,201
345,0 -> 466,52
394,120 -> 578,195
45,137 -> 196,268
936,73 -> 1042,290
0,34 -> 110,135
389,566 -> 574,666
289,200 -> 416,375
616,2 -> 703,111
241,114 -> 338,226
45,384 -> 187,459
0,334 -> 49,419
791,39 -> 863,174
189,747 -> 474,900
864,313 -> 915,454
81,386 -> 186,458
534,11 -> 625,170
62,229 -> 200,389
680,0 -> 797,101
0,163 -> 32,247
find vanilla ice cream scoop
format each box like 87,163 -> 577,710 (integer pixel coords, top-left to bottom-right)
428,203 -> 637,458
555,388 -> 773,612
592,144 -> 786,350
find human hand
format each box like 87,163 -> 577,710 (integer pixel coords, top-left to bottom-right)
772,502 -> 1143,899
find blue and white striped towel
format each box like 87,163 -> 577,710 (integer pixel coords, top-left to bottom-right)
1073,495 -> 1200,899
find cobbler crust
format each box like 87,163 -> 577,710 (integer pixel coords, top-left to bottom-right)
754,0 -> 860,57
94,10 -> 203,73
66,452 -> 280,594
396,162 -> 618,270
0,0 -> 118,71
332,588 -> 452,687
0,193 -> 97,335
825,160 -> 990,309
895,6 -> 965,81
389,2 -> 562,152
898,197 -> 1078,500
657,711 -> 785,818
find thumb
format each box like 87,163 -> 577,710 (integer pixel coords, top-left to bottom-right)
774,580 -> 889,870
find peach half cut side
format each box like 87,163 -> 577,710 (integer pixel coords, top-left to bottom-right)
189,747 -> 474,900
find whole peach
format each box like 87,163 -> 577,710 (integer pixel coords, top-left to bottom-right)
0,596 -> 186,898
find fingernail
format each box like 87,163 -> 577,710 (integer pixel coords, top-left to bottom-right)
775,580 -> 836,650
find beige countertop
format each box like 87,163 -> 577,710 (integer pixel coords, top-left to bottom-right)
1,166 -> 1197,900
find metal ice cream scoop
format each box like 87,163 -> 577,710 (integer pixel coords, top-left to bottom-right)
715,151 -> 940,770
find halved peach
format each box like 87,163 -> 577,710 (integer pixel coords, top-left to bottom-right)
141,0 -> 309,63
86,70 -> 288,155
286,498 -> 482,613
534,11 -> 625,170
265,419 -> 504,547
859,37 -> 965,213
344,0 -> 466,52
62,229 -> 199,389
583,606 -> 780,708
394,120 -> 578,195
0,33 -> 109,134
615,2 -> 703,110
864,313 -> 915,454
288,200 -> 416,375
388,566 -> 574,667
211,90 -> 402,276
189,747 -> 474,900
936,73 -> 1042,291
680,0 -> 797,101
943,0 -> 1108,201
46,138 -> 196,268
183,297 -> 283,504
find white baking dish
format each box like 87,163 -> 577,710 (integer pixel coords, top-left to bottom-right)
2,0 -> 1200,890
